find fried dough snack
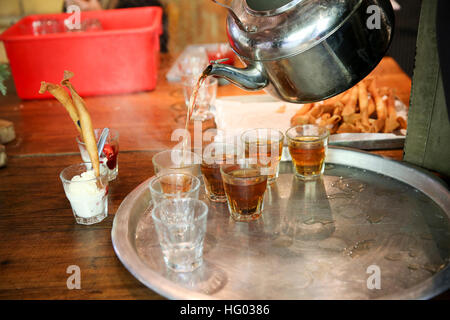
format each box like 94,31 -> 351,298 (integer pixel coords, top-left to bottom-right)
384,89 -> 400,133
61,71 -> 100,177
290,78 -> 407,134
39,81 -> 82,135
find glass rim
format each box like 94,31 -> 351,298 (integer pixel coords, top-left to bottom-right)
219,158 -> 266,180
152,149 -> 202,169
241,128 -> 285,144
149,172 -> 201,197
202,142 -> 241,163
151,198 -> 208,224
59,162 -> 108,184
285,124 -> 330,142
76,128 -> 119,145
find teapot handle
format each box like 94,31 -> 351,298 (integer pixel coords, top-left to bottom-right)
211,0 -> 247,31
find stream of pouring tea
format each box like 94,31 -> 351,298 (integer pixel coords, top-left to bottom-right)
181,65 -> 212,164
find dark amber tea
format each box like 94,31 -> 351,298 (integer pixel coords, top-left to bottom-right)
159,174 -> 193,194
286,124 -> 329,180
223,171 -> 267,216
288,136 -> 326,177
201,143 -> 238,202
221,164 -> 268,222
201,155 -> 228,202
149,173 -> 200,205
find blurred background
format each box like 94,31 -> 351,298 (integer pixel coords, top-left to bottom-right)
0,0 -> 420,76
0,0 -> 228,61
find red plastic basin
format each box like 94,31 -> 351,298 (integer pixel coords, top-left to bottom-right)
0,7 -> 163,99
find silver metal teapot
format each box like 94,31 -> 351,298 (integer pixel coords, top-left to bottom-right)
209,0 -> 395,103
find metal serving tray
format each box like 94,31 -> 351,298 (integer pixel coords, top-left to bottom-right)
329,133 -> 405,150
112,147 -> 450,299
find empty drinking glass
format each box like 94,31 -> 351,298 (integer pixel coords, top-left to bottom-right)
32,19 -> 63,35
152,198 -> 208,272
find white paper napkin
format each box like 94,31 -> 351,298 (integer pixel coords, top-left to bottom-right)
214,95 -> 301,143
214,94 -> 408,142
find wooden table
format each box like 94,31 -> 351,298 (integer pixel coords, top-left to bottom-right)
0,54 -> 445,299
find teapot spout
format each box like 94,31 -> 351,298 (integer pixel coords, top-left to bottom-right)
209,62 -> 268,91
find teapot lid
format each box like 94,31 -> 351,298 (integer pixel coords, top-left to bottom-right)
227,0 -> 362,61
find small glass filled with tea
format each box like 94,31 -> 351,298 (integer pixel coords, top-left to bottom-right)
149,173 -> 201,205
220,159 -> 268,222
241,128 -> 284,183
201,142 -> 240,202
286,124 -> 329,180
